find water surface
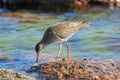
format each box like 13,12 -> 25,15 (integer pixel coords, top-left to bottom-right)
0,7 -> 120,76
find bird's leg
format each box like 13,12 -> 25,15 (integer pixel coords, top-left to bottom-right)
65,41 -> 70,60
55,43 -> 62,60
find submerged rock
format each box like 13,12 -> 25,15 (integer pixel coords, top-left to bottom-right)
0,69 -> 36,80
27,58 -> 120,80
0,53 -> 14,62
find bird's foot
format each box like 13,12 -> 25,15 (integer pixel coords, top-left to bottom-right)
68,57 -> 71,61
62,58 -> 71,62
54,56 -> 59,60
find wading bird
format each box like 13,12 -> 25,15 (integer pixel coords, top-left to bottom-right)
35,22 -> 89,62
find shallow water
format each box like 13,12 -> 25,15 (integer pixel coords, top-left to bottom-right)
0,7 -> 120,77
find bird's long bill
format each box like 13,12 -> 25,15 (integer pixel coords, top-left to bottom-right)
36,50 -> 41,62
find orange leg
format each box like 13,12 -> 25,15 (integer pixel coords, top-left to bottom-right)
55,43 -> 62,60
65,41 -> 70,60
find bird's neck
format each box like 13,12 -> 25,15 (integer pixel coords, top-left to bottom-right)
39,41 -> 47,49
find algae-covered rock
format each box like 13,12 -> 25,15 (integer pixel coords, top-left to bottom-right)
0,69 -> 36,80
27,58 -> 120,80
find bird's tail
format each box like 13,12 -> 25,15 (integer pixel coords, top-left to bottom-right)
71,21 -> 90,30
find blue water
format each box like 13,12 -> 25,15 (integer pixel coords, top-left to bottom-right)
0,7 -> 120,77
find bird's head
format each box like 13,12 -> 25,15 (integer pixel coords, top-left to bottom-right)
35,43 -> 43,54
35,42 -> 47,62
35,42 -> 44,62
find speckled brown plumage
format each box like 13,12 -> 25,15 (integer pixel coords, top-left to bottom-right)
35,22 -> 89,62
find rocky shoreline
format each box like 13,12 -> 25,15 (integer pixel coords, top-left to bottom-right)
0,0 -> 120,11
27,58 -> 120,80
0,69 -> 36,80
0,56 -> 120,80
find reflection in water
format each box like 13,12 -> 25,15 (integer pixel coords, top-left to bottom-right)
0,7 -> 120,75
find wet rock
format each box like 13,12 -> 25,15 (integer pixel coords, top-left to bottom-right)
18,19 -> 39,23
27,58 -> 120,80
0,12 -> 57,23
0,12 -> 28,18
0,53 -> 14,62
0,69 -> 36,80
0,12 -> 40,18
